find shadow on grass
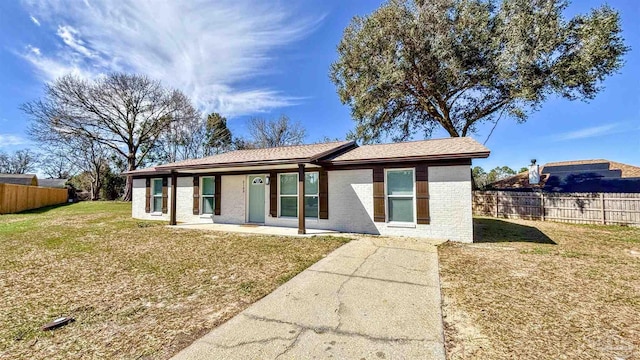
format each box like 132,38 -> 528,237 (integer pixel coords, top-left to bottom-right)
474,218 -> 556,244
16,201 -> 74,214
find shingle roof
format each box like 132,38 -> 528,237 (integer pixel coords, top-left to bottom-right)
0,174 -> 38,186
326,137 -> 489,164
135,141 -> 355,173
543,159 -> 640,178
39,178 -> 69,188
487,159 -> 640,192
125,137 -> 490,175
486,172 -> 546,190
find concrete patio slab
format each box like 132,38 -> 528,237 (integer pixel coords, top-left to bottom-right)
170,223 -> 341,237
172,237 -> 446,360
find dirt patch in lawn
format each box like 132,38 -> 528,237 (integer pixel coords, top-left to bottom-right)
439,217 -> 640,359
0,202 -> 350,359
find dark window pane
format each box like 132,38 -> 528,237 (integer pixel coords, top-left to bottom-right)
280,174 -> 297,195
280,197 -> 297,217
305,196 -> 318,218
153,179 -> 163,196
202,177 -> 214,195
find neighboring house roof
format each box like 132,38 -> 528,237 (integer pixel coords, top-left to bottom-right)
544,159 -> 640,178
125,137 -> 489,175
488,159 -> 640,193
0,174 -> 38,186
39,178 -> 69,188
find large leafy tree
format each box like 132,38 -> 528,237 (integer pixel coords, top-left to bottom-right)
331,0 -> 628,142
22,73 -> 199,200
204,113 -> 233,155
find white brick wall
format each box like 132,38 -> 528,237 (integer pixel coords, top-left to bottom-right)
132,177 -> 172,221
314,167 -> 473,242
132,165 -> 474,242
174,175 -> 246,224
132,175 -> 247,224
373,166 -> 473,242
217,175 -> 246,224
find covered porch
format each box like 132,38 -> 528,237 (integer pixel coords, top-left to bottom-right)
169,222 -> 341,237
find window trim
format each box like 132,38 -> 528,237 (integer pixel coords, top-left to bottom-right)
151,178 -> 163,214
384,168 -> 416,224
277,172 -> 319,219
278,173 -> 298,218
200,176 -> 215,215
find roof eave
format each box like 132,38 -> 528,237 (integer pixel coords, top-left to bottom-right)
325,151 -> 490,166
122,169 -> 172,177
309,141 -> 358,162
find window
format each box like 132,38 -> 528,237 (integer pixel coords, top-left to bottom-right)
304,172 -> 319,218
278,172 -> 319,218
279,174 -> 298,217
201,177 -> 215,215
152,178 -> 163,213
386,169 -> 415,223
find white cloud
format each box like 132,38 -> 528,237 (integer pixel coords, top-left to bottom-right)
0,134 -> 28,148
554,123 -> 622,141
26,45 -> 41,56
56,25 -> 95,58
30,15 -> 40,26
20,0 -> 321,117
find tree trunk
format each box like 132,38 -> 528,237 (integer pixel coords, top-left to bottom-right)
90,177 -> 101,201
122,156 -> 136,201
91,183 -> 101,201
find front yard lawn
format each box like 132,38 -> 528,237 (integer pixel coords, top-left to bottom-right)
0,202 -> 349,359
439,217 -> 640,359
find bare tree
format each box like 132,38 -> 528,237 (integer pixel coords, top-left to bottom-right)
22,73 -> 200,200
0,149 -> 39,174
248,115 -> 306,148
60,138 -> 110,200
40,150 -> 77,179
154,115 -> 207,163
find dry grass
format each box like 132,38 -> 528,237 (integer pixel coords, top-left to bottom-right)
439,217 -> 640,359
0,202 -> 349,359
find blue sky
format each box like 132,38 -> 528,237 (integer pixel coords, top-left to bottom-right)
0,0 -> 638,172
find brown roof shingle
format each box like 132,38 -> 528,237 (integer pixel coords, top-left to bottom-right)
155,141 -> 355,169
0,174 -> 38,186
543,159 -> 640,178
488,159 -> 640,191
125,137 -> 490,175
326,137 -> 489,164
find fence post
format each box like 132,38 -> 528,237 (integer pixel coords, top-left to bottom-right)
601,193 -> 606,225
494,192 -> 499,217
540,192 -> 545,221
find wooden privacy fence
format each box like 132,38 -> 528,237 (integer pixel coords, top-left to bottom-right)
0,183 -> 68,214
473,191 -> 640,226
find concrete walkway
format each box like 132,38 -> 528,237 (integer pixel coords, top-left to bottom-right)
172,237 -> 446,360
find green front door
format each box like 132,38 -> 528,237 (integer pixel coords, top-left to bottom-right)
248,175 -> 265,223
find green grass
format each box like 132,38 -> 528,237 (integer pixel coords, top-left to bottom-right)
0,202 -> 349,359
